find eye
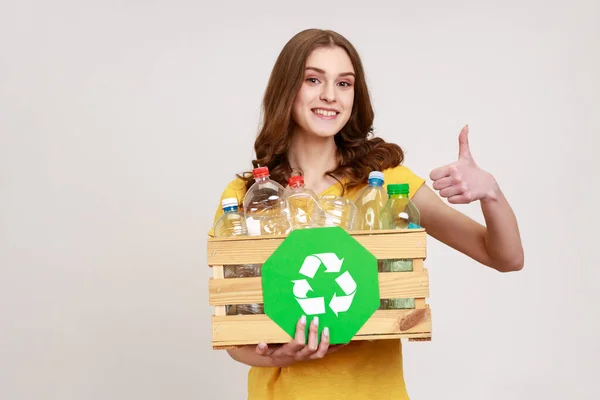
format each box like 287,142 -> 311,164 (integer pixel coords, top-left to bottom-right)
338,81 -> 352,87
306,77 -> 320,84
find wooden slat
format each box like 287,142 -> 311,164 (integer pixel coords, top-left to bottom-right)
212,266 -> 226,316
412,259 -> 424,272
408,336 -> 432,342
348,332 -> 431,341
209,270 -> 429,306
379,270 -> 428,301
207,229 -> 427,266
356,230 -> 427,262
214,332 -> 433,349
415,300 -> 426,309
212,308 -> 431,347
412,259 -> 426,309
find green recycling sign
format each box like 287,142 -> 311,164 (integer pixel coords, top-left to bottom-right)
262,226 -> 380,344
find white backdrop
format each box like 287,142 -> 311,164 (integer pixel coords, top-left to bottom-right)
1,0 -> 599,399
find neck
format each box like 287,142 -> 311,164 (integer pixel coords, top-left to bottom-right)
287,129 -> 339,193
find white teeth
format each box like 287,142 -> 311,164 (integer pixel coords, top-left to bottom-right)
313,109 -> 337,117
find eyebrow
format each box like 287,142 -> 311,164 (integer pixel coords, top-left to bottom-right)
305,66 -> 355,78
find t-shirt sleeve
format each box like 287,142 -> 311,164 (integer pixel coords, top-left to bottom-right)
207,177 -> 248,237
383,165 -> 427,199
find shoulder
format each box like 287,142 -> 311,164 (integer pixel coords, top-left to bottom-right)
382,164 -> 427,199
219,176 -> 248,205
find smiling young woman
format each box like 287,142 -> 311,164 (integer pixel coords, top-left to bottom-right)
209,28 -> 524,400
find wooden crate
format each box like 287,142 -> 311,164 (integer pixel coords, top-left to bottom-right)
207,228 -> 431,350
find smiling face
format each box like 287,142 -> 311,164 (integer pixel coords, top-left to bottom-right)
291,46 -> 356,139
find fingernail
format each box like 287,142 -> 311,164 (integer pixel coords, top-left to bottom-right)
300,315 -> 306,325
312,316 -> 319,326
258,342 -> 266,349
324,327 -> 329,337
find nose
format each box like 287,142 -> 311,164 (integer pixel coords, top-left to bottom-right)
319,82 -> 336,103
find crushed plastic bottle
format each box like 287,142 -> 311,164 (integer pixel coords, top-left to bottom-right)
315,194 -> 357,231
286,175 -> 322,230
243,166 -> 291,236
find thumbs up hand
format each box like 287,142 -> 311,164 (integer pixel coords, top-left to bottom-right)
429,125 -> 499,204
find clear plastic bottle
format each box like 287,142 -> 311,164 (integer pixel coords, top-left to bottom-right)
315,195 -> 357,231
379,183 -> 421,309
213,197 -> 248,238
213,197 -> 263,314
214,198 -> 247,281
243,166 -> 291,236
286,175 -> 322,230
353,171 -> 387,231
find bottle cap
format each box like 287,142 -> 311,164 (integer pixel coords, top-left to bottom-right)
368,171 -> 384,181
252,166 -> 270,179
288,175 -> 305,187
387,183 -> 410,195
222,197 -> 239,209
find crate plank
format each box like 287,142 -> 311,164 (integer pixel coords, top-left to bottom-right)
214,332 -> 433,349
207,229 -> 427,266
212,308 -> 431,347
412,259 -> 427,309
412,259 -> 424,272
212,266 -> 226,316
209,270 -> 429,306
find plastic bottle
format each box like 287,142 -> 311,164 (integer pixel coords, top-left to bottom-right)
315,195 -> 357,231
286,175 -> 322,230
213,197 -> 248,238
380,183 -> 421,230
379,183 -> 421,309
213,197 -> 263,314
243,166 -> 291,236
353,171 -> 387,231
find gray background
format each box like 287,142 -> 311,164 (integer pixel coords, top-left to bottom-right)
1,0 -> 598,399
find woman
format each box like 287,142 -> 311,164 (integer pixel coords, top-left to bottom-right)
209,28 -> 524,399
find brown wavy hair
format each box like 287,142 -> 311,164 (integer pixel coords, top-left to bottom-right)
240,28 -> 404,194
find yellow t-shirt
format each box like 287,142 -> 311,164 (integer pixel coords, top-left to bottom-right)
209,165 -> 426,400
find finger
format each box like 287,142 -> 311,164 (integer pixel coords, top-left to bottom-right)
307,316 -> 319,350
429,164 -> 455,181
297,316 -> 320,358
448,194 -> 473,204
439,185 -> 465,198
256,342 -> 272,357
431,176 -> 455,191
294,315 -> 307,345
458,125 -> 471,160
282,315 -> 307,354
309,326 -> 331,359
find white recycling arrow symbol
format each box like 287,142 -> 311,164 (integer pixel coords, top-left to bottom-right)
292,253 -> 357,316
330,271 -> 357,316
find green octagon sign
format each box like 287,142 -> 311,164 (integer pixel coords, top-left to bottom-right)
262,226 -> 380,344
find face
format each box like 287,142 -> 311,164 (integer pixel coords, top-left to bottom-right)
291,46 -> 355,139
